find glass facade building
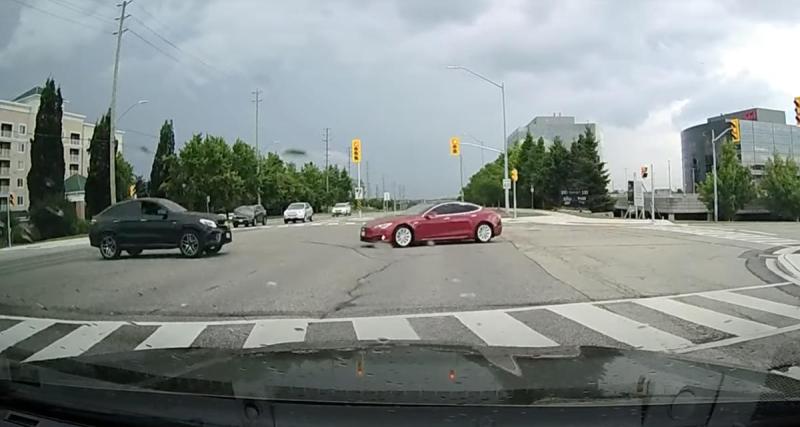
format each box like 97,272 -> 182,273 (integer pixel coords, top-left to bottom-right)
681,108 -> 800,193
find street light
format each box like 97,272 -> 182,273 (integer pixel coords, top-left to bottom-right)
118,99 -> 149,122
447,65 -> 509,212
707,127 -> 732,222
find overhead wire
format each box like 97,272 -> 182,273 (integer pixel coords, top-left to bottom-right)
5,0 -> 113,32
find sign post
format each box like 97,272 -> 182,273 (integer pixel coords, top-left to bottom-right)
633,172 -> 644,218
511,168 -> 518,218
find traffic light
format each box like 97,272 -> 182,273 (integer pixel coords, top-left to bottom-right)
8,193 -> 14,207
511,168 -> 518,182
640,166 -> 649,179
730,118 -> 740,143
794,96 -> 800,126
351,139 -> 362,164
449,137 -> 460,156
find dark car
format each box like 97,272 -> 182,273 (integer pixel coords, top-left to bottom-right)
89,198 -> 232,259
231,204 -> 266,227
360,201 -> 502,247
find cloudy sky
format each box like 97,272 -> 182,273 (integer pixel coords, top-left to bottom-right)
2,0 -> 799,198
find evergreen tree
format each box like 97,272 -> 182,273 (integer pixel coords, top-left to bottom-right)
542,137 -> 570,207
698,141 -> 755,220
760,154 -> 800,221
85,112 -> 112,218
27,79 -> 68,238
149,120 -> 175,197
115,153 -> 135,202
568,127 -> 612,211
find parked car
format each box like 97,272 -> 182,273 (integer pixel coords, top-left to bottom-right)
231,204 -> 266,227
89,197 -> 232,259
283,202 -> 313,223
331,202 -> 352,216
360,201 -> 501,247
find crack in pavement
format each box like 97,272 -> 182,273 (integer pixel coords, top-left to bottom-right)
320,258 -> 402,319
302,240 -> 382,260
504,238 -> 593,300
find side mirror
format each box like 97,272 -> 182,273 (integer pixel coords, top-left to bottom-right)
424,213 -> 436,220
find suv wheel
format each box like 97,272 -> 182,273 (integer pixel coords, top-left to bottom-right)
179,230 -> 202,258
99,234 -> 121,259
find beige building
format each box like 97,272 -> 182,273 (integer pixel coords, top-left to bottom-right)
0,87 -> 123,213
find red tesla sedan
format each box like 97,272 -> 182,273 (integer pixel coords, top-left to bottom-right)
360,201 -> 502,247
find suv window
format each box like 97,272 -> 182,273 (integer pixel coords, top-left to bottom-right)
141,201 -> 165,218
100,201 -> 139,219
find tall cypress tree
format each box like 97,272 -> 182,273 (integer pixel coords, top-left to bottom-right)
85,112 -> 112,218
568,127 -> 612,211
27,79 -> 68,238
149,120 -> 175,197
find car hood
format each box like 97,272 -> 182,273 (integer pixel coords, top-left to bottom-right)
365,215 -> 417,228
8,343 -> 799,405
184,211 -> 226,224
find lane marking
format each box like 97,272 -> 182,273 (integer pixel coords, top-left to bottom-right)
0,319 -> 55,353
766,259 -> 800,285
455,311 -> 558,347
352,317 -> 419,341
674,322 -> 800,354
636,298 -> 775,336
548,304 -> 691,351
703,291 -> 800,320
135,323 -> 207,350
243,319 -> 308,348
24,322 -> 122,362
771,366 -> 800,381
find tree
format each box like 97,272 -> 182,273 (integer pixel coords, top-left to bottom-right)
518,135 -> 547,208
760,154 -> 800,221
149,120 -> 175,197
170,134 -> 243,211
115,154 -> 135,202
85,113 -> 112,218
463,154 -> 505,207
27,78 -> 69,238
134,175 -> 149,197
698,141 -> 755,220
231,139 -> 259,205
568,127 -> 612,211
541,137 -> 570,208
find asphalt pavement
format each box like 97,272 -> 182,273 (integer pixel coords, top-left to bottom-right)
2,210 -> 800,379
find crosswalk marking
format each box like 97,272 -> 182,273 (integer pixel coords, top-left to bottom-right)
135,323 -> 207,350
703,291 -> 800,320
0,320 -> 55,353
352,317 -> 419,341
647,225 -> 800,247
548,304 -> 692,351
24,322 -> 122,362
243,319 -> 308,348
636,298 -> 776,336
455,311 -> 558,347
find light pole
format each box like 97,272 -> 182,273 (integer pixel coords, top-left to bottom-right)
448,66 -> 509,212
117,99 -> 149,123
709,127 -> 731,222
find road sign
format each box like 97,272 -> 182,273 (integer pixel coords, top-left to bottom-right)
634,178 -> 644,207
355,187 -> 364,200
502,178 -> 511,190
449,137 -> 460,156
383,192 -> 390,201
351,139 -> 362,164
511,168 -> 518,182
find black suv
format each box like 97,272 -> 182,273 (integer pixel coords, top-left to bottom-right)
89,198 -> 232,259
231,204 -> 266,227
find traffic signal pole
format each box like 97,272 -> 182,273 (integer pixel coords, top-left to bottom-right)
513,180 -> 517,218
5,196 -> 10,248
459,152 -> 464,202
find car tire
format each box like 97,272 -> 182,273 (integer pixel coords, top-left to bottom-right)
475,223 -> 493,243
284,219 -> 289,224
205,245 -> 222,254
126,248 -> 143,257
99,233 -> 121,260
392,225 -> 413,248
179,230 -> 203,258
261,217 -> 266,226
309,215 -> 313,222
233,223 -> 239,228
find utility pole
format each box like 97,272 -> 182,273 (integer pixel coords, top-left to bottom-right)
252,89 -> 263,205
667,159 -> 672,195
382,175 -> 386,199
650,163 -> 655,222
365,161 -> 370,199
323,128 -> 330,193
459,150 -> 464,201
109,0 -> 130,205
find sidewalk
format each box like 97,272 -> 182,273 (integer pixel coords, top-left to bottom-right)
1,235 -> 89,251
504,209 -> 672,226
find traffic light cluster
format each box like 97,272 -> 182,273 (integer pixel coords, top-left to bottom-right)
449,137 -> 460,156
795,96 -> 800,126
351,139 -> 362,163
510,168 -> 518,182
730,118 -> 740,143
640,165 -> 649,179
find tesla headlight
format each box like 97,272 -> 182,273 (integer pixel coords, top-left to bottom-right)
199,218 -> 217,228
375,222 -> 393,230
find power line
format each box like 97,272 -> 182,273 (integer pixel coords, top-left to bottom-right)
5,0 -> 112,32
129,15 -> 224,75
43,0 -> 113,24
127,28 -> 182,64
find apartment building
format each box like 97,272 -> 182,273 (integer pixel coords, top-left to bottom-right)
0,86 -> 124,212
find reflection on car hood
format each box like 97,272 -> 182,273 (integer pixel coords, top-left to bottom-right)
365,215 -> 415,227
185,211 -> 226,223
8,344 -> 800,405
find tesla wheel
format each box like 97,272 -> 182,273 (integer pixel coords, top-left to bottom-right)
126,248 -> 143,257
179,230 -> 202,258
206,245 -> 222,254
393,225 -> 413,248
99,234 -> 121,260
476,223 -> 493,243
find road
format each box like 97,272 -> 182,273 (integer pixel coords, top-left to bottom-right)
2,210 -> 800,378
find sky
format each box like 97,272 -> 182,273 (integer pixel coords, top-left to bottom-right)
2,0 -> 800,198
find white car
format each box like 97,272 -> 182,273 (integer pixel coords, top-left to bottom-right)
283,202 -> 313,223
331,202 -> 352,217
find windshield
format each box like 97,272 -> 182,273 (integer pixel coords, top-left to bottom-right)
4,0 -> 800,420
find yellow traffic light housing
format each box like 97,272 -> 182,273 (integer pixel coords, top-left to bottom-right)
351,139 -> 362,164
511,168 -> 518,182
730,118 -> 740,143
449,137 -> 460,156
794,96 -> 800,126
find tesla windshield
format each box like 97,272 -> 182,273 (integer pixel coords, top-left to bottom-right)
2,0 -> 800,424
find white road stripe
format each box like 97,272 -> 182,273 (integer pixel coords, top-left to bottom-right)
0,319 -> 55,353
243,319 -> 308,348
24,322 -> 122,362
135,323 -> 207,350
703,291 -> 800,320
636,298 -> 776,336
772,366 -> 800,381
455,311 -> 558,347
352,317 -> 419,341
548,304 -> 692,351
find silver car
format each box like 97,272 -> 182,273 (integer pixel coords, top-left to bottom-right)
283,202 -> 314,223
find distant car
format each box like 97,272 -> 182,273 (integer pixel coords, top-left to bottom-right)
331,202 -> 352,217
360,201 -> 501,248
89,197 -> 232,259
231,204 -> 266,227
283,202 -> 313,223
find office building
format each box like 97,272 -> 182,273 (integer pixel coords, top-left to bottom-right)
0,86 -> 123,213
507,114 -> 597,148
681,108 -> 800,193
